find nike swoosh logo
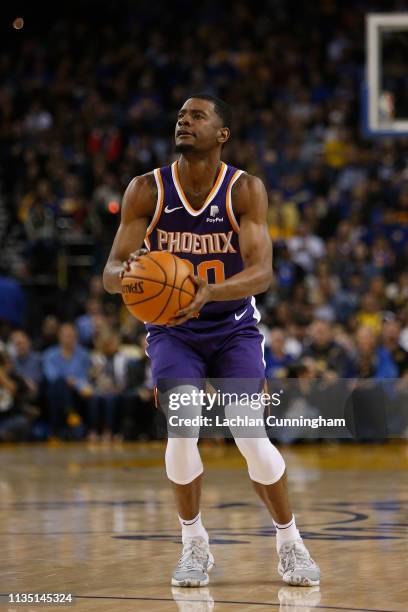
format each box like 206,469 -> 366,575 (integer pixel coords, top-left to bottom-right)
164,205 -> 183,213
235,308 -> 247,321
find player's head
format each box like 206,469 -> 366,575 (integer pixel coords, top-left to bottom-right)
175,94 -> 231,154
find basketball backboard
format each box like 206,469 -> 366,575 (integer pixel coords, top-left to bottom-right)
363,13 -> 408,137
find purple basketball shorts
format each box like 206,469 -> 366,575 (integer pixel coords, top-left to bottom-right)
146,300 -> 265,385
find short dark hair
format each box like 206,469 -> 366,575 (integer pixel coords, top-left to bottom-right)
189,93 -> 232,129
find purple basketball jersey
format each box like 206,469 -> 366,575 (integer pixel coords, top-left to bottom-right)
144,161 -> 251,318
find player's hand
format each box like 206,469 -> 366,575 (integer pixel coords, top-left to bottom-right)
166,275 -> 212,326
120,248 -> 149,279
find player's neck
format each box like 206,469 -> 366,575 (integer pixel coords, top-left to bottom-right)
178,152 -> 222,193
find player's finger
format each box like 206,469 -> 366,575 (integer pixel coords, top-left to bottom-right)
167,309 -> 191,323
176,296 -> 203,318
168,305 -> 200,325
175,307 -> 191,318
121,260 -> 131,276
188,274 -> 201,289
167,308 -> 195,325
129,248 -> 148,261
167,308 -> 199,325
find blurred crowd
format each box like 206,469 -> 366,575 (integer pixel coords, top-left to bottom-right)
0,0 -> 407,441
0,291 -> 158,441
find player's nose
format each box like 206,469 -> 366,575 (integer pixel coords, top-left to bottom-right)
178,115 -> 191,127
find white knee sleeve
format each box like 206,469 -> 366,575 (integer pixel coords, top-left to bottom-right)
234,437 -> 286,485
165,437 -> 203,485
164,384 -> 204,485
224,402 -> 286,484
235,438 -> 285,485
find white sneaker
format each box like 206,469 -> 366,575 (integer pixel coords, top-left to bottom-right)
172,537 -> 214,587
278,538 -> 320,586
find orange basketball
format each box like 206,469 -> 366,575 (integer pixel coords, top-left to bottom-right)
121,251 -> 196,325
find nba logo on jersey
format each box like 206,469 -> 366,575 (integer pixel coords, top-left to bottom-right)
210,205 -> 219,217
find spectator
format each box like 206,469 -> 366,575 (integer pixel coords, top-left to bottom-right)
43,323 -> 93,438
0,345 -> 34,441
356,294 -> 383,335
369,276 -> 388,310
75,298 -> 104,347
352,326 -> 397,379
312,286 -> 336,323
88,331 -> 128,442
344,242 -> 377,285
120,333 -> 156,440
287,222 -> 325,273
9,330 -> 43,401
371,236 -> 395,275
332,272 -> 364,323
33,315 -> 60,351
289,283 -> 313,323
303,319 -> 352,377
386,271 -> 408,310
285,320 -> 309,359
379,318 -> 408,378
264,328 -> 293,379
23,201 -> 58,275
274,244 -> 304,295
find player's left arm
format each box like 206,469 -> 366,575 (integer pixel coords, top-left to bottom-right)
168,174 -> 272,325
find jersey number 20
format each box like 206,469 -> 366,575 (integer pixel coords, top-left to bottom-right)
183,259 -> 225,283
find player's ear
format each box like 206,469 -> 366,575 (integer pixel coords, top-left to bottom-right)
218,127 -> 230,145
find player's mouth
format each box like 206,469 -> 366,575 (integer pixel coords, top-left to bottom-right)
177,130 -> 195,138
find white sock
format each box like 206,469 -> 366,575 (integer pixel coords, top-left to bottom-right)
179,512 -> 209,544
273,514 -> 300,552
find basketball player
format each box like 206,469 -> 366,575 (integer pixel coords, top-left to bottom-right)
103,95 -> 320,587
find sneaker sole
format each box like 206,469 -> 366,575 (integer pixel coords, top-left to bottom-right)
278,562 -> 320,587
283,574 -> 320,587
171,576 -> 209,587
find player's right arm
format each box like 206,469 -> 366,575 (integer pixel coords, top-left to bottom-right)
102,174 -> 157,294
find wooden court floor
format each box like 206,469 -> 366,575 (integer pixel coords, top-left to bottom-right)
0,441 -> 407,612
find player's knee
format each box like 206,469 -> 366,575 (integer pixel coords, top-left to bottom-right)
235,437 -> 285,485
165,438 -> 203,485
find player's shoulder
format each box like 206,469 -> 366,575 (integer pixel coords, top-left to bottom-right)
123,171 -> 157,217
230,171 -> 267,214
232,171 -> 265,193
126,171 -> 157,197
